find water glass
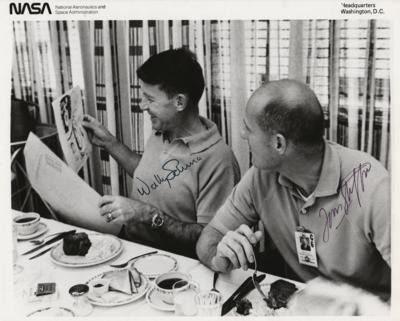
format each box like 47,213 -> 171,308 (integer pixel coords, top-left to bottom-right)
12,224 -> 23,275
69,284 -> 93,316
195,291 -> 223,316
173,280 -> 199,316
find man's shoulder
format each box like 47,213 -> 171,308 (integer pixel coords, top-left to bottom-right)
237,166 -> 278,189
328,141 -> 389,181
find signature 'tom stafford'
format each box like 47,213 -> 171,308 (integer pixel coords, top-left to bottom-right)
136,157 -> 202,195
319,162 -> 371,242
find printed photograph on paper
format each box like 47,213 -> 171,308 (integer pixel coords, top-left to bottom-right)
8,14 -> 393,319
52,86 -> 92,172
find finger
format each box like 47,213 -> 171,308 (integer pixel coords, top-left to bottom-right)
104,211 -> 116,223
82,114 -> 96,123
227,231 -> 255,264
237,224 -> 258,244
225,238 -> 249,270
217,241 -> 240,269
98,195 -> 116,207
254,230 -> 263,242
99,204 -> 114,216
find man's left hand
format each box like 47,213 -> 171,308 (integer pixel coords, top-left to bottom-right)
99,195 -> 153,225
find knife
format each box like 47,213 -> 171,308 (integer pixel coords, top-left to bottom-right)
221,273 -> 266,316
21,230 -> 76,256
28,244 -> 59,260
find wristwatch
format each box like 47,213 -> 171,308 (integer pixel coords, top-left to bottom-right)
151,211 -> 164,229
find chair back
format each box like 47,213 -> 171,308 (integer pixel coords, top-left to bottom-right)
11,99 -> 36,142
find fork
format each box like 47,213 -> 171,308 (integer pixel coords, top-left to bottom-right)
29,232 -> 62,245
251,249 -> 269,303
109,250 -> 158,268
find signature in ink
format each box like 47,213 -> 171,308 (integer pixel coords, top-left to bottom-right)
319,162 -> 371,242
136,156 -> 202,196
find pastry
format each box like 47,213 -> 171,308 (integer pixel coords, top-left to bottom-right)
63,232 -> 91,256
266,279 -> 297,309
235,298 -> 253,315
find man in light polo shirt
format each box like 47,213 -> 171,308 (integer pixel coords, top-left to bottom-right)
83,48 -> 240,257
196,79 -> 390,300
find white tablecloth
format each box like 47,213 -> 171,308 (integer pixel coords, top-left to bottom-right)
13,216 -> 303,317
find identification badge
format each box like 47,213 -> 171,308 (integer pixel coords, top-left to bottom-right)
295,228 -> 318,267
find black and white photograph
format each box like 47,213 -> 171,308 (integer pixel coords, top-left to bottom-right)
3,0 -> 399,319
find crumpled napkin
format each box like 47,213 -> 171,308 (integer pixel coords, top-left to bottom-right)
287,277 -> 389,316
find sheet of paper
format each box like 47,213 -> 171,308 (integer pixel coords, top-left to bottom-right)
52,86 -> 92,172
23,132 -> 121,235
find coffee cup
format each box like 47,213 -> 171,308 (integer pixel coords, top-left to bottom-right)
154,271 -> 193,304
89,279 -> 110,297
13,212 -> 40,235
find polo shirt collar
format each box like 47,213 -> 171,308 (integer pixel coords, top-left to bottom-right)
178,117 -> 222,154
313,140 -> 341,197
277,139 -> 341,197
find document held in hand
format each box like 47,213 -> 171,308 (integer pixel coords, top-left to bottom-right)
24,132 -> 121,235
52,86 -> 92,173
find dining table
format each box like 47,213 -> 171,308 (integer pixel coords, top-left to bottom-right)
12,211 -> 304,317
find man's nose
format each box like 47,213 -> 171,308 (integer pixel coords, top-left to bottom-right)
139,100 -> 149,111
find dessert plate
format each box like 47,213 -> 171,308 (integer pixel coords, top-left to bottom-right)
131,253 -> 178,279
50,232 -> 123,267
145,286 -> 175,312
231,283 -> 297,316
17,222 -> 48,240
86,269 -> 149,306
26,306 -> 75,317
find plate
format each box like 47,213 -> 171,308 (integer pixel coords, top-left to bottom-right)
86,269 -> 149,306
231,283 -> 291,316
146,286 -> 174,312
132,253 -> 178,279
26,306 -> 75,317
17,222 -> 48,240
50,232 -> 123,267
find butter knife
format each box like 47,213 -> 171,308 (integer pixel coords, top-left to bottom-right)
21,230 -> 76,256
28,244 -> 59,260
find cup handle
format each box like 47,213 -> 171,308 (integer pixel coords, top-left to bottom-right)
188,280 -> 200,293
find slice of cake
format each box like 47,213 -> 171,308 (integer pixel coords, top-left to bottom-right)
103,270 -> 137,295
266,279 -> 297,309
63,232 -> 92,256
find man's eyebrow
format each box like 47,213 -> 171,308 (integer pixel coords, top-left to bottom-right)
142,92 -> 154,100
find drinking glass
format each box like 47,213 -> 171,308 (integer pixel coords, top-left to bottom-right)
69,284 -> 93,316
12,225 -> 23,275
173,280 -> 199,316
195,291 -> 223,316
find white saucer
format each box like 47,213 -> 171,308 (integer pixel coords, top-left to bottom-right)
17,222 -> 48,240
146,286 -> 175,312
26,306 -> 75,317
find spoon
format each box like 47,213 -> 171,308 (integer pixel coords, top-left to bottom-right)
210,271 -> 220,293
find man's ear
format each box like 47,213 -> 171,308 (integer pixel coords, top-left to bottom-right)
275,134 -> 287,154
175,94 -> 188,112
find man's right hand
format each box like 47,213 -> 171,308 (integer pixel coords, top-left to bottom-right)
212,224 -> 263,272
82,114 -> 116,149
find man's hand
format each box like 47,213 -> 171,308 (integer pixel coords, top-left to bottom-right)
212,224 -> 262,272
82,114 -> 116,149
99,195 -> 154,225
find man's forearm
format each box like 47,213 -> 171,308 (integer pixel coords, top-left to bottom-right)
123,207 -> 204,257
105,139 -> 141,176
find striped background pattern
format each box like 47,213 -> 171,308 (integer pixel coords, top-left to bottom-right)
11,20 -> 391,197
